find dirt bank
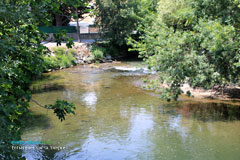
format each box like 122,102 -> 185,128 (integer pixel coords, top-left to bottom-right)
181,84 -> 240,101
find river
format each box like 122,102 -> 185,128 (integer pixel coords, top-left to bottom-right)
22,61 -> 240,160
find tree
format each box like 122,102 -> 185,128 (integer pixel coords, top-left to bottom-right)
33,0 -> 91,42
95,0 -> 159,56
31,0 -> 91,26
0,0 -> 89,158
129,0 -> 240,100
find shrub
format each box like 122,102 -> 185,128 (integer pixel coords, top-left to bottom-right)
53,47 -> 66,55
43,56 -> 60,70
92,48 -> 104,60
130,0 -> 240,100
43,47 -> 77,71
90,45 -> 106,61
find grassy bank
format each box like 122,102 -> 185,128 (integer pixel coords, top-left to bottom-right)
42,47 -> 77,72
42,42 -> 129,72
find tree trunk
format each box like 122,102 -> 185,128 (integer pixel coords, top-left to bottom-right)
76,8 -> 81,42
55,15 -> 62,26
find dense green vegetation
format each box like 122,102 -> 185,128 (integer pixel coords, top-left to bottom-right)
43,47 -> 77,71
0,0 -> 89,159
130,0 -> 240,100
95,0 -> 159,57
90,45 -> 106,62
95,0 -> 240,101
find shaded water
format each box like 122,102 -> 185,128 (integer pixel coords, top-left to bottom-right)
23,62 -> 240,160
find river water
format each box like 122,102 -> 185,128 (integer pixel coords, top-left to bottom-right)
23,62 -> 240,160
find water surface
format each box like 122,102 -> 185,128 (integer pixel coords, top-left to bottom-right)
23,62 -> 240,160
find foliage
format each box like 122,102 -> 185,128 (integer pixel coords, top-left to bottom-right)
43,47 -> 76,71
0,0 -> 87,158
92,48 -> 105,61
0,2 -> 46,155
235,0 -> 240,7
90,45 -> 107,61
95,0 -> 159,55
53,30 -> 74,47
130,0 -> 240,100
45,100 -> 76,121
30,0 -> 91,26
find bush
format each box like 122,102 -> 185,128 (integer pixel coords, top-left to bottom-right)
90,45 -> 106,61
43,47 -> 77,71
107,45 -> 120,57
53,47 -> 66,55
91,42 -> 123,60
92,49 -> 104,60
43,56 -> 59,69
130,0 -> 240,100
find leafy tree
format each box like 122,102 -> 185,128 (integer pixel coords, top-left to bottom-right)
95,0 -> 159,56
0,0 -> 90,158
32,0 -> 91,42
30,0 -> 91,26
130,0 -> 240,100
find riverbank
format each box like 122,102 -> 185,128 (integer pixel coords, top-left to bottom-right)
144,78 -> 240,102
41,44 -> 240,102
79,62 -> 240,102
181,84 -> 240,101
42,42 -> 114,72
43,42 -> 93,68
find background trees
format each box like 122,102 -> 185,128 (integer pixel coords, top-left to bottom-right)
30,0 -> 91,26
32,0 -> 91,42
94,0 -> 159,56
93,0 -> 240,100
129,0 -> 240,100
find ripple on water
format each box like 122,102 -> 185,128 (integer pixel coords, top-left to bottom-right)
23,62 -> 240,160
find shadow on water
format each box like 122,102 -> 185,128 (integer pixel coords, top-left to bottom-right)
31,83 -> 66,94
31,74 -> 65,94
32,74 -> 63,82
23,112 -> 52,131
0,113 -> 52,159
162,103 -> 240,122
20,112 -> 72,160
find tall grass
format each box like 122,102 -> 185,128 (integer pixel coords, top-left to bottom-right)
43,47 -> 76,72
90,45 -> 106,61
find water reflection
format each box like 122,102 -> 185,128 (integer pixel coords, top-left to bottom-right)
21,62 -> 240,160
65,108 -> 154,160
168,115 -> 188,138
175,103 -> 240,121
23,144 -> 68,160
82,92 -> 98,107
31,83 -> 66,94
